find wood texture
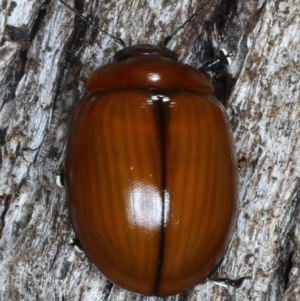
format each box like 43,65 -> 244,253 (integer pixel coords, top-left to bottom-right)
0,0 -> 299,300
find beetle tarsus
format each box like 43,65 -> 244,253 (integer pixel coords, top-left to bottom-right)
68,238 -> 84,253
55,163 -> 65,188
208,276 -> 251,289
201,48 -> 233,71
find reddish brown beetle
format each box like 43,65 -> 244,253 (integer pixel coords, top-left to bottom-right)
62,0 -> 238,297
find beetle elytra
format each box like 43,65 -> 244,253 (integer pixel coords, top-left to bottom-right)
60,0 -> 239,296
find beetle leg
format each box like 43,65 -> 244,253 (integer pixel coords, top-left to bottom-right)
104,282 -> 116,300
198,48 -> 234,106
201,48 -> 233,71
238,157 -> 247,176
207,276 -> 251,289
55,161 -> 65,188
68,238 -> 84,253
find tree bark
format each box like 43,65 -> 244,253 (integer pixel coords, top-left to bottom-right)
0,0 -> 299,300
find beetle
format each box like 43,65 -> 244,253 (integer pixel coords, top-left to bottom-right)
60,0 -> 239,297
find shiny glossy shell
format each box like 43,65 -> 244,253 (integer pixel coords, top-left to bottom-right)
65,45 -> 238,297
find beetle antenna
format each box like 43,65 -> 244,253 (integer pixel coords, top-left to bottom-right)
163,0 -> 214,47
58,0 -> 126,48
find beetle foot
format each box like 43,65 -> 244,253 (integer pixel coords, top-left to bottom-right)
68,238 -> 84,253
202,48 -> 233,71
54,164 -> 65,188
207,276 -> 251,289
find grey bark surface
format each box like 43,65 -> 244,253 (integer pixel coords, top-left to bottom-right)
0,0 -> 299,300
